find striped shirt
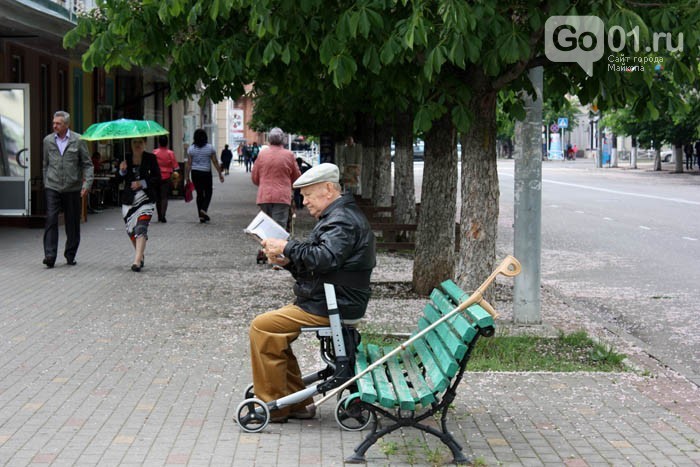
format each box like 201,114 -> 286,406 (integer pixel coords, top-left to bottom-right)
187,144 -> 215,172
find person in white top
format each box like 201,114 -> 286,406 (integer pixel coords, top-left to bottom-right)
184,129 -> 224,223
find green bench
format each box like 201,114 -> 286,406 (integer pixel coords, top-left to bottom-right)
329,256 -> 521,464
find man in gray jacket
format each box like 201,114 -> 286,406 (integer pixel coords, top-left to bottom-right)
42,111 -> 93,268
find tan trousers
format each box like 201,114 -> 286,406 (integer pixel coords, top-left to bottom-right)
249,304 -> 329,415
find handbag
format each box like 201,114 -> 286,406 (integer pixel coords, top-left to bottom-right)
184,180 -> 194,203
120,188 -> 135,205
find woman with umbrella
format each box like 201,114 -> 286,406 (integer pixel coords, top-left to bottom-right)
117,137 -> 161,271
82,118 -> 168,270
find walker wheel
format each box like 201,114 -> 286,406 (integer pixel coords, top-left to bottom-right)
335,394 -> 373,431
244,383 -> 255,399
335,384 -> 358,402
236,398 -> 270,433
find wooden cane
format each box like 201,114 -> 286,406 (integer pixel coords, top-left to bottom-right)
309,255 -> 521,410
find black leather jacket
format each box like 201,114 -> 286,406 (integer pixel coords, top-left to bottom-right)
283,193 -> 376,319
116,152 -> 161,203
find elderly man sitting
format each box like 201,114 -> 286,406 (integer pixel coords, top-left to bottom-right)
251,163 -> 376,422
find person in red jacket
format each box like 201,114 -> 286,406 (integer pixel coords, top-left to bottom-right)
153,135 -> 179,223
251,128 -> 301,230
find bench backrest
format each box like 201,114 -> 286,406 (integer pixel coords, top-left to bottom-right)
354,279 -> 495,409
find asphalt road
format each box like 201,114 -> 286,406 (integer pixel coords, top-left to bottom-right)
414,158 -> 700,384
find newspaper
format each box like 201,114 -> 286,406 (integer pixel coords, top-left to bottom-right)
244,211 -> 290,243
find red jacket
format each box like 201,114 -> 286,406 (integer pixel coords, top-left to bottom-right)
251,145 -> 301,205
153,147 -> 179,180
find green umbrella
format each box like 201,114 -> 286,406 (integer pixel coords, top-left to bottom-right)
81,118 -> 168,141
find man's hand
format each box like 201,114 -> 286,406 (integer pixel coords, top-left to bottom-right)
80,188 -> 89,198
261,238 -> 289,264
268,255 -> 290,266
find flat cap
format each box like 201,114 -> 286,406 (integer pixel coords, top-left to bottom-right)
293,163 -> 340,188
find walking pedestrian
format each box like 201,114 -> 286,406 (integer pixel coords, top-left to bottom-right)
237,141 -> 245,166
221,144 -> 233,175
695,140 -> 700,169
251,128 -> 301,231
293,157 -> 312,209
184,129 -> 224,223
251,142 -> 260,164
117,137 -> 161,271
153,134 -> 179,223
684,142 -> 694,170
243,143 -> 253,173
41,111 -> 94,268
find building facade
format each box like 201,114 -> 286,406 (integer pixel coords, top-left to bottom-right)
0,0 -> 207,224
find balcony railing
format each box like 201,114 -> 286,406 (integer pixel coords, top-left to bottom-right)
38,0 -> 97,22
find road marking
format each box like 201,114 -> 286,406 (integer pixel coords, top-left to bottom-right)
603,217 -> 613,221
575,210 -> 585,214
683,236 -> 698,241
500,172 -> 700,206
639,226 -> 651,230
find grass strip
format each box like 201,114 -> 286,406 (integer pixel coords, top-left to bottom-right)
359,330 -> 627,372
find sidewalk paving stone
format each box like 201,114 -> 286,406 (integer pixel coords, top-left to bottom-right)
0,164 -> 698,465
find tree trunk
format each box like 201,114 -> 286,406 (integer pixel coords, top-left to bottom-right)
371,122 -> 392,208
654,148 -> 662,171
413,112 -> 457,295
674,144 -> 683,173
359,116 -> 375,200
393,111 -> 417,228
456,89 -> 499,300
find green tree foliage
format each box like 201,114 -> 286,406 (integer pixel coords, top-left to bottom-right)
603,68 -> 700,149
65,0 -> 700,291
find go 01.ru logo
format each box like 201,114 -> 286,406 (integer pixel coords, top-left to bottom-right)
544,16 -> 683,76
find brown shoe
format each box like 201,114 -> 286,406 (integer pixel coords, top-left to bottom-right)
289,405 -> 316,420
269,410 -> 288,423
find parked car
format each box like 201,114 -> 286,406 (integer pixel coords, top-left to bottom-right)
661,150 -> 673,162
390,139 -> 461,161
413,140 -> 424,160
390,140 -> 424,161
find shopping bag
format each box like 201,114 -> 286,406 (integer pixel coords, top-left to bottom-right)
184,181 -> 194,203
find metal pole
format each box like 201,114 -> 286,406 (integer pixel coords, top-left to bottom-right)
513,66 -> 543,324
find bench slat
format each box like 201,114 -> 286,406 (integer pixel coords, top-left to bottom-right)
352,280 -> 497,413
429,290 -> 478,343
411,338 -> 449,393
367,344 -> 398,407
419,325 -> 460,378
376,242 -> 415,251
440,280 -> 495,329
420,304 -> 468,360
400,348 -> 436,407
430,289 -> 472,332
384,348 -> 416,411
355,345 -> 377,404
